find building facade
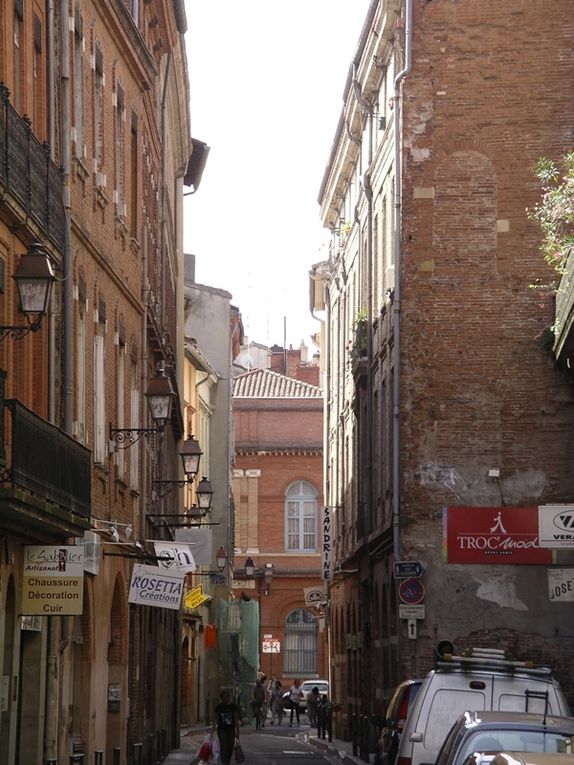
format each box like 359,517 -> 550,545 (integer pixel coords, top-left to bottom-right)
231,353 -> 327,697
0,1 -> 197,762
313,0 -> 574,743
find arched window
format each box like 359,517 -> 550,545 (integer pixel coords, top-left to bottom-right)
285,480 -> 317,552
284,608 -> 317,675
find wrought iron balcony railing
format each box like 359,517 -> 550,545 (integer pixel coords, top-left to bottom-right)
1,398 -> 91,521
0,83 -> 64,249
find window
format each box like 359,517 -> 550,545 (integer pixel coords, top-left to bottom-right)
129,341 -> 139,490
116,320 -> 126,478
75,272 -> 87,442
73,7 -> 84,158
93,298 -> 106,464
94,47 -> 104,173
13,0 -> 24,112
130,111 -> 138,237
284,609 -> 317,675
285,481 -> 317,552
115,84 -> 125,217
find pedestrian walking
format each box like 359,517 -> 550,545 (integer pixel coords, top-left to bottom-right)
213,689 -> 240,765
252,679 -> 266,730
269,679 -> 284,725
306,686 -> 320,728
288,679 -> 303,726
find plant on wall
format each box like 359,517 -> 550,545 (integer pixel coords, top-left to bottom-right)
528,151 -> 574,275
349,308 -> 368,360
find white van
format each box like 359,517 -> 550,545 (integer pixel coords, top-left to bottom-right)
396,645 -> 571,765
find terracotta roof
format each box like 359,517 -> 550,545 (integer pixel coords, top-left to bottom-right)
233,369 -> 322,398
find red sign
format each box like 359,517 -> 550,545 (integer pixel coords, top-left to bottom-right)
444,506 -> 553,565
399,578 -> 426,605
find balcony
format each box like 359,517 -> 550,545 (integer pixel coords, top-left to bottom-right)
553,247 -> 574,362
0,397 -> 91,538
0,83 -> 64,249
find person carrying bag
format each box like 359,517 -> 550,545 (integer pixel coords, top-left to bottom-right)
213,689 -> 240,765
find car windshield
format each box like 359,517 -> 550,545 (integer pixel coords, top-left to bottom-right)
458,730 -> 574,762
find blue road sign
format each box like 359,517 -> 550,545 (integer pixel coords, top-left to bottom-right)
393,560 -> 426,579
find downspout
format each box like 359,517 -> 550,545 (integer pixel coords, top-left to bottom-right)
160,52 -> 172,334
46,2 -> 57,424
392,0 -> 413,563
323,281 -> 332,697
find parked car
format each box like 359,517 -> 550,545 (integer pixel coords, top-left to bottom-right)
395,644 -> 571,765
282,679 -> 329,712
375,679 -> 423,765
458,754 -> 574,765
430,710 -> 574,765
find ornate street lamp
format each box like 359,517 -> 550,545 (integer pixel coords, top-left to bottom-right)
0,243 -> 55,341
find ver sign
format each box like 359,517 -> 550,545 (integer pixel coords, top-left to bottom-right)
539,505 -> 574,548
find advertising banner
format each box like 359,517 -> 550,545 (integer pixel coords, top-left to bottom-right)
321,506 -> 332,581
22,546 -> 84,615
128,564 -> 185,610
444,506 -> 552,564
174,527 -> 212,564
304,586 -> 325,606
153,542 -> 196,572
538,505 -> 574,548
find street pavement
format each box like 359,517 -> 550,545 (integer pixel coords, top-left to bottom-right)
161,718 -> 368,765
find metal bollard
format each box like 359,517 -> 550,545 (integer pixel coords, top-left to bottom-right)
112,747 -> 121,765
69,755 -> 84,765
46,760 -> 57,765
94,751 -> 103,765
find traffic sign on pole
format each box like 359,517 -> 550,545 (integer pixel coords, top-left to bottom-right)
398,578 -> 426,605
393,560 -> 426,579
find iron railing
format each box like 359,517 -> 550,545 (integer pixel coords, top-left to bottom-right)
5,399 -> 91,519
0,83 -> 64,248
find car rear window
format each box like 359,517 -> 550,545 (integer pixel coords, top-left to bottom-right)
459,729 -> 574,761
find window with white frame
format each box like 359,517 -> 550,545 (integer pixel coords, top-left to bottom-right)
284,609 -> 317,675
129,342 -> 139,490
76,272 -> 87,442
73,7 -> 84,158
116,322 -> 126,478
93,302 -> 106,464
285,481 -> 317,552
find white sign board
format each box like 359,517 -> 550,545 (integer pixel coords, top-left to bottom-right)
22,546 -> 84,615
399,604 -> 425,620
547,569 -> 574,602
322,506 -> 332,581
153,542 -> 196,572
174,527 -> 213,565
262,639 -> 280,654
128,564 -> 185,610
539,504 -> 574,548
304,586 -> 325,606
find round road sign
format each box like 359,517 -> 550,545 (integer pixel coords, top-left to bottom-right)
399,577 -> 426,605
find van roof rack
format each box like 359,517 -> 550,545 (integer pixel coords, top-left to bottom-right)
435,646 -> 553,677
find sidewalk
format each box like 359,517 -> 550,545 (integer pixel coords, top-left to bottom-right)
160,724 -> 370,765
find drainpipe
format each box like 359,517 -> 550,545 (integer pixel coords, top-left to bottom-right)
160,52 -> 172,334
47,0 -> 56,423
391,0 -> 413,563
60,0 -> 73,435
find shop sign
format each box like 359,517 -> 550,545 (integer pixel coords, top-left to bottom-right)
547,569 -> 574,602
153,542 -> 196,572
183,584 -> 210,610
322,506 -> 332,581
262,639 -> 280,654
444,506 -> 552,565
304,586 -> 325,606
128,564 -> 185,610
22,546 -> 84,615
538,505 -> 574,548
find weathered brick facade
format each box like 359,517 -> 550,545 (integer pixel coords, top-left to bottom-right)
315,0 -> 574,738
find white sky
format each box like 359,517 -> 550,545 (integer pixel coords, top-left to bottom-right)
183,1 -> 372,350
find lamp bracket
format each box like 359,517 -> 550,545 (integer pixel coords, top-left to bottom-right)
0,320 -> 42,342
108,425 -> 159,450
152,479 -> 193,498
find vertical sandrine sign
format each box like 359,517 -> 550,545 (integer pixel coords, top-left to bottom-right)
322,506 -> 332,581
22,546 -> 84,615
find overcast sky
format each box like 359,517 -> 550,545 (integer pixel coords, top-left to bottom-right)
184,1 -> 371,351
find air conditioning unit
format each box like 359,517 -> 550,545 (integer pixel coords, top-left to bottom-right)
95,172 -> 106,188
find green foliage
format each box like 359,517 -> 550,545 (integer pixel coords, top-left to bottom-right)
528,151 -> 574,274
350,309 -> 368,360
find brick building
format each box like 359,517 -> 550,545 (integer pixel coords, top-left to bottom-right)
231,351 -> 327,698
0,1 -> 199,763
312,0 -> 574,743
